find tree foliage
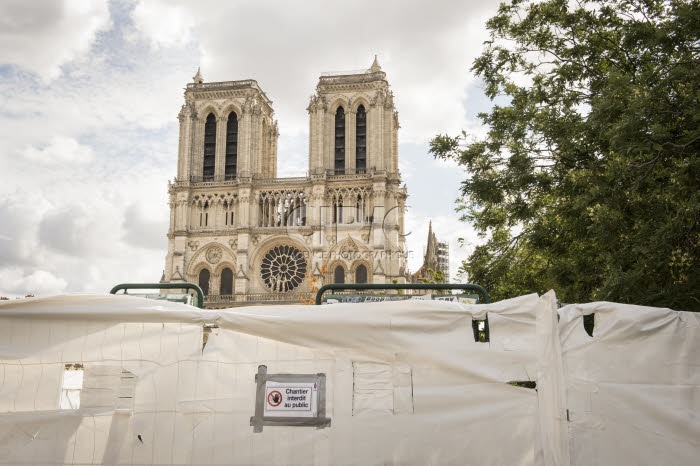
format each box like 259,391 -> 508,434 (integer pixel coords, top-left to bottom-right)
431,0 -> 699,310
420,268 -> 447,294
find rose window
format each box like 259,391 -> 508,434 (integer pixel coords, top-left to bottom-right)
260,245 -> 307,292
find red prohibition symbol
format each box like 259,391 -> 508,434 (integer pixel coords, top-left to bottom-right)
267,390 -> 283,407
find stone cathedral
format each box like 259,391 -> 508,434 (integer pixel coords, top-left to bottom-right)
163,57 -> 408,305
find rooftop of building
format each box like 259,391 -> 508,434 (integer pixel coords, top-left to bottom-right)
184,68 -> 273,108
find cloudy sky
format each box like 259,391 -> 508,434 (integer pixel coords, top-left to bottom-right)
0,0 -> 502,297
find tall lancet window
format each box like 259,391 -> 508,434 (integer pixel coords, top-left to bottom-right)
356,105 -> 366,173
334,265 -> 345,284
225,112 -> 238,180
334,107 -> 345,174
220,268 -> 233,295
203,113 -> 216,181
355,264 -> 368,284
198,268 -> 210,296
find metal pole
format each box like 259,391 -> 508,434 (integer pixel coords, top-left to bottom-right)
110,283 -> 205,309
315,283 -> 490,305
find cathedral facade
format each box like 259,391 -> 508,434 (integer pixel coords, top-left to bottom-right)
163,58 -> 408,306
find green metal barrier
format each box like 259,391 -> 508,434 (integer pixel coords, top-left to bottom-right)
315,283 -> 490,305
110,283 -> 205,309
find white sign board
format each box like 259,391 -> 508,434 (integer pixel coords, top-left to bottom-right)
263,381 -> 318,418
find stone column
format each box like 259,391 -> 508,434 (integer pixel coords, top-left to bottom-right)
270,121 -> 279,177
371,101 -> 384,171
238,108 -> 250,176
308,104 -> 325,175
175,192 -> 188,232
372,182 -> 386,249
238,188 -> 252,228
392,111 -> 399,174
192,117 -> 205,179
215,116 -> 227,180
346,108 -> 356,173
176,108 -> 193,180
383,105 -> 393,173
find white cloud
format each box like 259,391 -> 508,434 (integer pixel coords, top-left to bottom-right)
129,0 -> 500,141
21,136 -> 94,164
130,1 -> 195,49
0,0 -> 111,81
122,203 -> 169,250
0,268 -> 67,297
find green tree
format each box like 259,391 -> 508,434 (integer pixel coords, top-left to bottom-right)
431,0 -> 699,310
420,268 -> 447,294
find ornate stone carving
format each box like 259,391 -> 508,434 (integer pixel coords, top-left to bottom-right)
206,246 -> 223,264
384,90 -> 395,109
188,240 -> 199,251
341,237 -> 359,254
229,238 -> 238,249
171,266 -> 184,280
236,263 -> 249,279
307,94 -> 327,112
375,259 -> 385,274
260,244 -> 307,292
371,88 -> 386,107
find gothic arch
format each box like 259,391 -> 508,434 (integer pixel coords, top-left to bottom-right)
328,260 -> 347,284
218,264 -> 235,296
352,260 -> 372,284
191,194 -> 214,208
196,103 -> 220,121
187,243 -> 236,282
198,268 -> 211,296
224,111 -> 239,180
351,96 -> 372,113
328,97 -> 349,114
334,106 -> 346,174
251,236 -> 310,265
214,260 -> 237,276
219,101 -> 243,119
331,236 -> 370,262
355,103 -> 368,173
191,193 -> 237,208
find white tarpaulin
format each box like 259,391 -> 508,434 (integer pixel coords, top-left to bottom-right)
0,291 -> 697,465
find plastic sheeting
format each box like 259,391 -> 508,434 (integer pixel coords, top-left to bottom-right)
0,292 -> 697,465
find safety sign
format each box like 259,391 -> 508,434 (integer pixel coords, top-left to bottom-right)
263,381 -> 318,418
250,365 -> 330,432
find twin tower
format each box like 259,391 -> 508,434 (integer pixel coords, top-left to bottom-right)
163,57 -> 408,306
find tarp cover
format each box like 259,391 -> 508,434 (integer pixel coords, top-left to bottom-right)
0,291 -> 697,465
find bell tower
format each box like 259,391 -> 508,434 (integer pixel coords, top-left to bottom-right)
307,56 -> 399,176
176,69 -> 279,182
